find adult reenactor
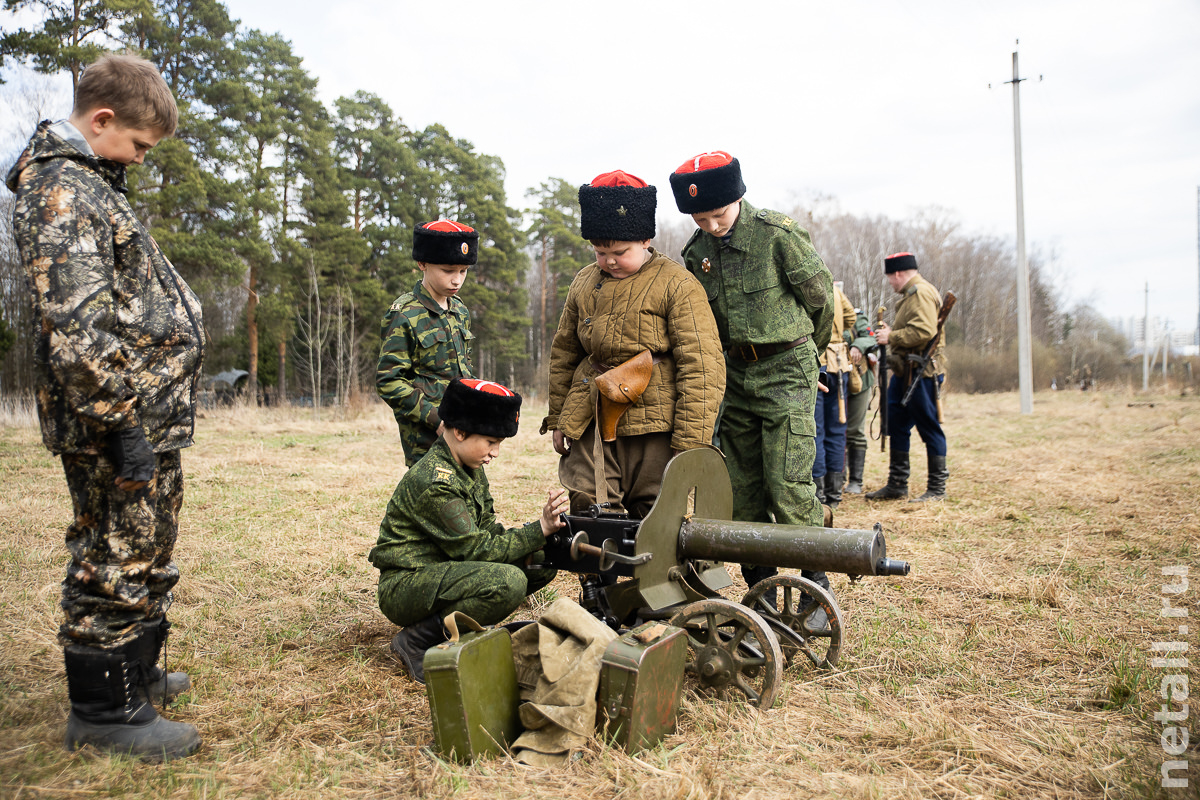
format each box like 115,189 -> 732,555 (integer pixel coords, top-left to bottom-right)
813,282 -> 856,509
7,55 -> 204,759
377,220 -> 477,466
866,252 -> 948,502
669,151 -> 835,625
842,307 -> 877,494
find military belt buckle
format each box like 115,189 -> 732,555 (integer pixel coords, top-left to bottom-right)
743,344 -> 759,362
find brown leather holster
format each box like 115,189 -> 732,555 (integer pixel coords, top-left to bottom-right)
593,350 -> 656,442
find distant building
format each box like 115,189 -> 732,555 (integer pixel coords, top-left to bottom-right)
1115,315 -> 1199,356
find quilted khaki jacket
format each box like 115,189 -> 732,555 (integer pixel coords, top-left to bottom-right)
540,249 -> 725,451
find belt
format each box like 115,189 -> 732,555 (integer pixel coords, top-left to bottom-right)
726,336 -> 808,363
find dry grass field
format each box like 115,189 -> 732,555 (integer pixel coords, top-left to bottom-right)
1,390 -> 1197,799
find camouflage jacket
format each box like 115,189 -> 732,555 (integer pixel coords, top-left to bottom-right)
682,201 -> 834,353
540,249 -> 725,451
376,280 -> 474,461
368,438 -> 545,575
888,274 -> 945,378
6,122 -> 206,455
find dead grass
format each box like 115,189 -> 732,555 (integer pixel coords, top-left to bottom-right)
1,391 -> 1197,799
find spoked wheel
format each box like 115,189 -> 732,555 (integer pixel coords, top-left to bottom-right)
669,598 -> 783,709
742,575 -> 842,669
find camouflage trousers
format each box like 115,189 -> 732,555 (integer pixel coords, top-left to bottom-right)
58,450 -> 184,649
722,345 -> 826,590
378,560 -> 557,628
557,423 -> 672,519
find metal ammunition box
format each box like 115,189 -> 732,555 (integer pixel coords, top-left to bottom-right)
597,621 -> 687,752
424,628 -> 521,763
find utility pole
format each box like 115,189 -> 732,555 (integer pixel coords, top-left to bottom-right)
1143,282 -> 1150,391
1003,44 -> 1035,413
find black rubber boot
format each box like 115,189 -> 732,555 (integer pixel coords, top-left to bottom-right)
865,449 -> 910,501
143,618 -> 190,705
825,471 -> 845,510
390,615 -> 448,685
64,634 -> 201,761
910,454 -> 948,502
844,449 -> 867,494
814,475 -> 827,505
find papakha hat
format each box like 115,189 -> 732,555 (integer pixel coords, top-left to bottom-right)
579,170 -> 657,242
884,252 -> 919,274
669,151 -> 746,214
438,378 -> 522,438
413,219 -> 478,265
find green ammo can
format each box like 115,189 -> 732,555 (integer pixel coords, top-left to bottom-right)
597,621 -> 688,753
424,627 -> 521,763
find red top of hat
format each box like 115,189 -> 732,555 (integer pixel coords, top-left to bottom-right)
674,151 -> 735,174
460,378 -> 515,397
422,219 -> 475,233
885,251 -> 914,259
590,170 -> 648,188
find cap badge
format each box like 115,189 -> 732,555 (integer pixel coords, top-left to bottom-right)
701,257 -> 711,273
689,184 -> 698,197
460,243 -> 469,255
617,205 -> 627,216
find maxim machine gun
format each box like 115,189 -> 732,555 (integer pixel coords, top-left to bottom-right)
526,448 -> 910,708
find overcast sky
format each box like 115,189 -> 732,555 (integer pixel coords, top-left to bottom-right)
6,0 -> 1199,332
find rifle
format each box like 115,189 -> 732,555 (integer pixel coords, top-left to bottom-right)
876,306 -> 888,452
900,290 -> 957,408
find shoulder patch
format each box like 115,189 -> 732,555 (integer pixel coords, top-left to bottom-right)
799,273 -> 829,309
438,497 -> 474,537
434,466 -> 455,484
761,209 -> 795,230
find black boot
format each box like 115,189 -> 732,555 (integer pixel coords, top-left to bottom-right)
865,449 -> 909,500
911,454 -> 948,502
814,475 -> 827,505
143,618 -> 190,705
826,471 -> 845,510
390,614 -> 448,685
844,449 -> 866,494
64,633 -> 201,761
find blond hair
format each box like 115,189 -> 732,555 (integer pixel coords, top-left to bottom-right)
74,54 -> 178,136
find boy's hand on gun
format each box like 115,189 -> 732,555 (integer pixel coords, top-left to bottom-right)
540,488 -> 570,537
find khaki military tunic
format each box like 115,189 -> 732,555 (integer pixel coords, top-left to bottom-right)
887,274 -> 944,379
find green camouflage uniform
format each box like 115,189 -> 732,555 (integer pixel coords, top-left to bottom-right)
682,201 -> 834,535
369,438 -> 556,627
845,310 -> 876,452
376,281 -> 475,466
7,122 -> 206,648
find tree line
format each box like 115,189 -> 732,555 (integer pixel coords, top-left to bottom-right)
0,0 -> 1137,405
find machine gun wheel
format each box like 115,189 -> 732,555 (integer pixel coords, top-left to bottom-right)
742,575 -> 842,670
668,598 -> 783,710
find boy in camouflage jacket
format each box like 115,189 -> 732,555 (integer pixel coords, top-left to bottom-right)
376,220 -> 477,466
370,378 -> 568,683
6,55 -> 204,760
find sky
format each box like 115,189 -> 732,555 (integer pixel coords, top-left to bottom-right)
5,0 -> 1200,334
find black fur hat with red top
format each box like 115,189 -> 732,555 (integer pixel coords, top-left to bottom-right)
579,170 -> 657,242
438,378 -> 522,438
669,151 -> 746,214
413,219 -> 478,265
884,252 -> 919,274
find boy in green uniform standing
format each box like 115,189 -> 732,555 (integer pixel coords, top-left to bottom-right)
377,220 -> 477,466
7,55 -> 203,760
669,151 -> 835,624
369,378 -> 568,683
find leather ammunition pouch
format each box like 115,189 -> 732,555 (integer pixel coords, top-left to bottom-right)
593,350 -> 657,442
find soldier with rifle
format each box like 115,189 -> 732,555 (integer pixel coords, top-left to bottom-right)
866,252 -> 951,502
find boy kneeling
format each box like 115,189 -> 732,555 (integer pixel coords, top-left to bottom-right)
369,378 -> 568,683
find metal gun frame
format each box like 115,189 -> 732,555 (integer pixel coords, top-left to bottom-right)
528,447 -> 911,708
